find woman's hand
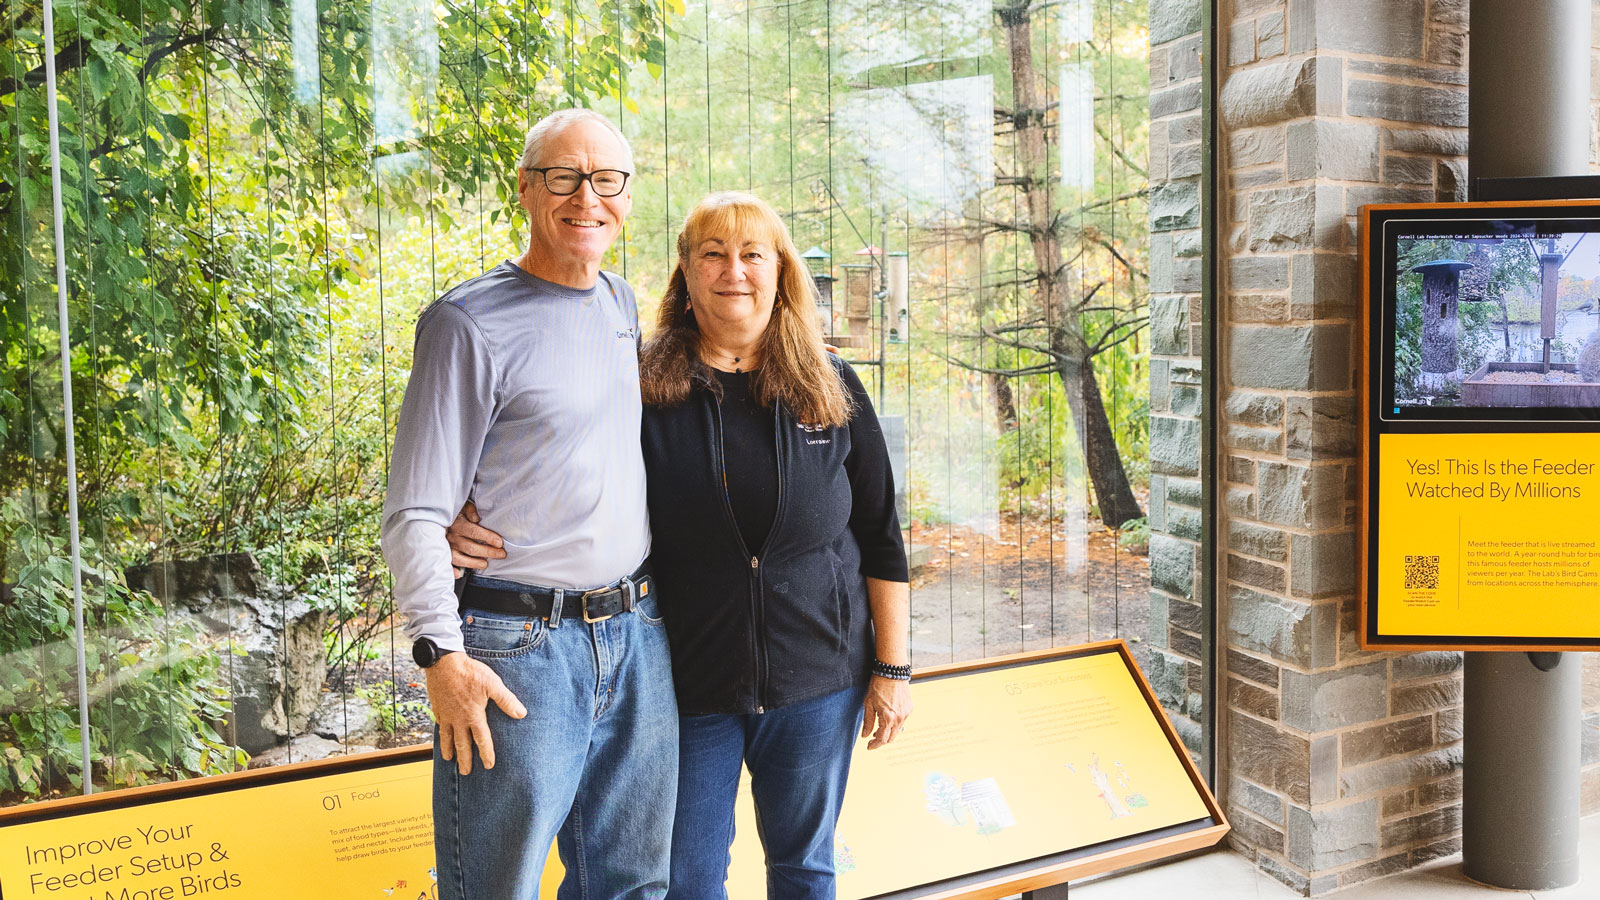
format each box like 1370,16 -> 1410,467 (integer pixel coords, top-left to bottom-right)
446,501 -> 506,577
861,676 -> 913,749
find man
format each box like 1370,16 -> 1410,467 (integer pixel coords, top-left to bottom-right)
381,108 -> 675,900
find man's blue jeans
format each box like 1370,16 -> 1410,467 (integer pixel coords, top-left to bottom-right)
434,579 -> 678,900
665,683 -> 868,900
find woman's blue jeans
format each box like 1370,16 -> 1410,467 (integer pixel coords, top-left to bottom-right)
433,585 -> 678,900
666,683 -> 868,900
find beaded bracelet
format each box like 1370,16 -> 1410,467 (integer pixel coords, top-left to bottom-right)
871,659 -> 912,681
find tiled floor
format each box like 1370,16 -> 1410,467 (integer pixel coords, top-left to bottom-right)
1063,815 -> 1600,898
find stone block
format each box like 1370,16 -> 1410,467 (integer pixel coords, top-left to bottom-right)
1228,809 -> 1286,854
1316,53 -> 1343,116
1225,485 -> 1256,518
1230,554 -> 1288,594
1348,78 -> 1468,127
1257,12 -> 1285,59
1151,181 -> 1201,232
1147,589 -> 1169,648
1173,229 -> 1202,258
1228,20 -> 1256,67
1174,258 -> 1202,292
1225,391 -> 1284,428
1384,126 -> 1468,156
1391,677 -> 1463,714
1391,651 -> 1463,681
1230,676 -> 1281,720
1228,257 -> 1290,294
1168,476 -> 1202,508
1258,855 -> 1310,895
1168,35 -> 1203,84
1345,185 -> 1434,215
1248,186 -> 1316,251
1289,531 -> 1358,599
1436,705 -> 1463,743
1151,414 -> 1201,477
1149,231 -> 1174,293
1170,361 -> 1202,384
1228,324 -> 1348,391
1380,804 -> 1460,850
1149,359 -> 1171,414
1151,81 -> 1203,120
1150,533 -> 1197,599
1150,0 -> 1203,45
1342,715 -> 1435,767
1227,424 -> 1283,454
1348,58 -> 1467,86
1282,661 -> 1389,731
1337,851 -> 1414,889
1233,776 -> 1286,826
1232,710 -> 1312,804
1229,126 -> 1286,168
1234,167 -> 1286,190
1417,773 -> 1462,808
1152,294 -> 1189,355
1311,734 -> 1339,803
1340,746 -> 1463,798
1290,252 -> 1359,320
1383,155 -> 1435,185
1221,57 -> 1318,130
1431,0 -> 1467,28
1170,627 -> 1202,660
1287,798 -> 1379,871
1228,585 -> 1340,669
1426,27 -> 1466,67
1231,293 -> 1289,323
1168,503 -> 1203,542
1226,455 -> 1257,485
1149,45 -> 1169,89
1382,791 -> 1415,818
1257,461 -> 1345,529
1170,113 -> 1202,144
1229,648 -> 1281,688
1437,159 -> 1466,202
1169,142 -> 1202,179
1315,185 -> 1349,251
1287,120 -> 1380,182
1287,394 -> 1358,460
1230,521 -> 1289,564
1413,834 -> 1462,864
1170,384 -> 1201,417
1296,0 -> 1425,58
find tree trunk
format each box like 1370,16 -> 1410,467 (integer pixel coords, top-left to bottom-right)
1001,1 -> 1144,528
988,373 -> 1019,432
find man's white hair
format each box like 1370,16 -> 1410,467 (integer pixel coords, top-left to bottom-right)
518,108 -> 635,174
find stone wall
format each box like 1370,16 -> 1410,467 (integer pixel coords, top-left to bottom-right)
1146,0 -> 1207,757
1214,0 -> 1472,893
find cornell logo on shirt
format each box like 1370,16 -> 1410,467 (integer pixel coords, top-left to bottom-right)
616,328 -> 636,340
798,422 -> 830,445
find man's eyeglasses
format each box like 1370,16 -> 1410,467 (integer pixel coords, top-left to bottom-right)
525,167 -> 631,197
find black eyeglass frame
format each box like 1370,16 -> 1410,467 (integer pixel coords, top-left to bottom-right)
524,166 -> 633,197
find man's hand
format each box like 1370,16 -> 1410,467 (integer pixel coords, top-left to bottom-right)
447,501 -> 506,577
861,677 -> 913,750
426,651 -> 527,775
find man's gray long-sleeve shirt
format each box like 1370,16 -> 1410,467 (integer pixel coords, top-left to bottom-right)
381,261 -> 651,651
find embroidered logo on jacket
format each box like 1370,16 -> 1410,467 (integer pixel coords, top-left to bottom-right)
798,422 -> 831,444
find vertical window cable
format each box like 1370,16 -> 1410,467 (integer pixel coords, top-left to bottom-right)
199,11 -> 239,768
703,0 -> 711,191
1080,6 -> 1093,640
39,0 -> 93,791
1104,0 -> 1120,640
937,12 -> 954,662
784,0 -> 794,234
900,0 -> 914,667
661,0 -> 671,257
745,0 -> 752,191
260,39 -> 286,766
475,0 -> 485,269
613,0 -> 628,279
1042,1 -> 1058,647
376,106 -> 395,748
824,0 -> 833,277
1011,26 -> 1024,651
313,6 -> 349,757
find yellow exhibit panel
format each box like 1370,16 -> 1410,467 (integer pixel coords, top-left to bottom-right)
0,756 -> 439,899
1376,431 -> 1600,640
0,645 -> 1222,900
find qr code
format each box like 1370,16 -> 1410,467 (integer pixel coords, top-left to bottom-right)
1404,555 -> 1440,590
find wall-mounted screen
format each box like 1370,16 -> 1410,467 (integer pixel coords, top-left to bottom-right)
1374,204 -> 1600,422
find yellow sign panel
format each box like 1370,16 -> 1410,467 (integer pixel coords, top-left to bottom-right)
0,646 -> 1219,900
1376,432 -> 1600,640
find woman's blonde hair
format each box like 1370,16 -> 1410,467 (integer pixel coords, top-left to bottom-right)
639,191 -> 852,427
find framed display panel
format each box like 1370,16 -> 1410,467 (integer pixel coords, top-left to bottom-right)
0,642 -> 1225,900
1361,200 -> 1600,651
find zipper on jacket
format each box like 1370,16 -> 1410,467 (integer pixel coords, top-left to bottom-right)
710,397 -> 772,713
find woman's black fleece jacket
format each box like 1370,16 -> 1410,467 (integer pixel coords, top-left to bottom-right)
642,357 -> 909,716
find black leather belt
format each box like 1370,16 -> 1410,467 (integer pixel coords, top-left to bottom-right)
459,564 -> 652,623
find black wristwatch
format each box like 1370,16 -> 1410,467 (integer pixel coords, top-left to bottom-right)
412,637 -> 457,669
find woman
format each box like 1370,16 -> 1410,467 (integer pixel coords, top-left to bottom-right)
447,191 -> 912,898
640,191 -> 912,899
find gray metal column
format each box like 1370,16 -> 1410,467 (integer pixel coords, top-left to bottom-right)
1463,0 -> 1589,890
